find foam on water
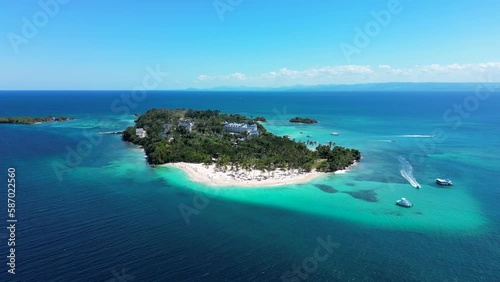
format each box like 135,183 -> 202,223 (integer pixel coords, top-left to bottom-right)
396,134 -> 435,138
396,155 -> 421,188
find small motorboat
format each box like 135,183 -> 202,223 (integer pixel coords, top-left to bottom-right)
331,132 -> 339,136
396,197 -> 413,208
436,178 -> 453,186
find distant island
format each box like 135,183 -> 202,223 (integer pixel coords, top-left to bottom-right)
0,116 -> 74,125
122,109 -> 360,187
289,117 -> 318,124
186,82 -> 500,92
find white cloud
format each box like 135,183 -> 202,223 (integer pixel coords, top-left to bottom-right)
195,62 -> 500,87
197,74 -> 211,81
230,72 -> 247,81
197,72 -> 247,82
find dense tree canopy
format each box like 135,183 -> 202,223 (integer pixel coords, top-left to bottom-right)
0,116 -> 74,124
289,117 -> 318,124
123,109 -> 360,172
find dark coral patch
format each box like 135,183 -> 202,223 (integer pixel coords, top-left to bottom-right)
314,184 -> 338,194
343,190 -> 378,202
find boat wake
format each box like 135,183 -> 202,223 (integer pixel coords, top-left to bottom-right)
396,156 -> 421,188
397,134 -> 434,138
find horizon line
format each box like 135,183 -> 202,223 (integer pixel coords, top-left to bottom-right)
1,82 -> 499,92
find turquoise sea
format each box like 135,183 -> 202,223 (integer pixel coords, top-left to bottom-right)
0,90 -> 499,281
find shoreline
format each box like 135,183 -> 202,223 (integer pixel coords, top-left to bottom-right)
162,162 -> 353,188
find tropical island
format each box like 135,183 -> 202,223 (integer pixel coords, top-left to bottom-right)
289,117 -> 318,124
0,116 -> 74,125
123,109 -> 360,187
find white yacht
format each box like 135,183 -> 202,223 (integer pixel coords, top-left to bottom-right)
396,197 -> 413,207
436,178 -> 453,186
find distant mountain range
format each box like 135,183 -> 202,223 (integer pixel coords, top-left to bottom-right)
185,82 -> 500,92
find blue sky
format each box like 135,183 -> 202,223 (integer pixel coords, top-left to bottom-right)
1,0 -> 500,89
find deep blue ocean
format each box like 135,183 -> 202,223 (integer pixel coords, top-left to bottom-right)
0,90 -> 499,282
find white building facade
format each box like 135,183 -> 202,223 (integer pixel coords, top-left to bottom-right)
223,122 -> 259,136
135,128 -> 147,138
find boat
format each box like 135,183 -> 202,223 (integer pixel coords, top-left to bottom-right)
436,178 -> 453,186
331,132 -> 339,136
396,197 -> 413,207
307,135 -> 312,138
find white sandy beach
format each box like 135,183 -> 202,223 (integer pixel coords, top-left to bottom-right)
164,162 -> 330,187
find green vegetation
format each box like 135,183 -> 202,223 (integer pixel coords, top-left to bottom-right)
254,116 -> 267,122
0,116 -> 74,124
289,117 -> 318,124
123,108 -> 360,172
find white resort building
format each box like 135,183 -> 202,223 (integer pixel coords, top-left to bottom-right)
135,128 -> 147,138
179,120 -> 194,132
223,122 -> 259,136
